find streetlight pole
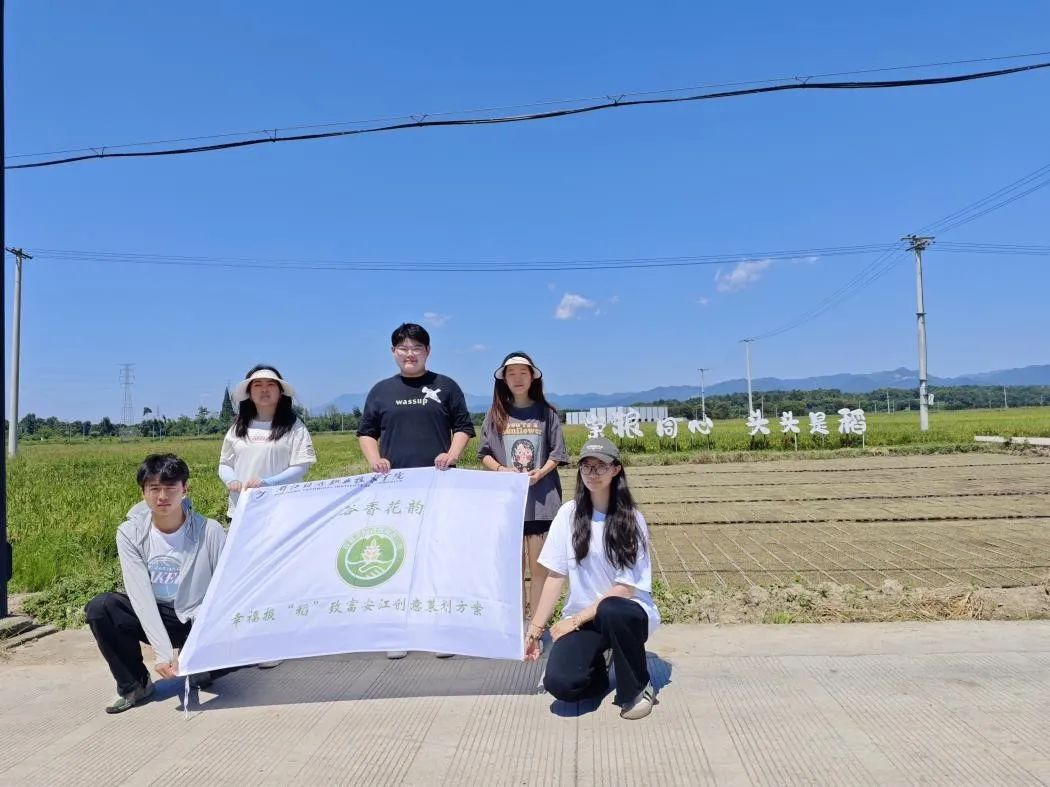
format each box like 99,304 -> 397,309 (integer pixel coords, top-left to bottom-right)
742,339 -> 755,414
697,367 -> 710,421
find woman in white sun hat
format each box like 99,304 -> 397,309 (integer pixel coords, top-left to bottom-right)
218,365 -> 317,521
478,351 -> 568,624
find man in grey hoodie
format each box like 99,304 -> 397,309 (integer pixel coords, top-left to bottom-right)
85,454 -> 227,713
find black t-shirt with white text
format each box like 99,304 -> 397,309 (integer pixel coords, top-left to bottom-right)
357,371 -> 476,469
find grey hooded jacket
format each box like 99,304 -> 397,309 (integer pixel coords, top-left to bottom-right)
116,499 -> 226,664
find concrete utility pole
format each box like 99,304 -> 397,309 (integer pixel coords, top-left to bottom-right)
2,9 -> 11,619
1003,385 -> 1008,409
742,339 -> 755,415
6,247 -> 31,457
697,367 -> 710,421
902,235 -> 934,432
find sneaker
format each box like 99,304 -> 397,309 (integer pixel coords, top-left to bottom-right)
435,652 -> 454,659
386,651 -> 409,660
257,660 -> 283,669
619,682 -> 658,721
105,677 -> 154,714
189,672 -> 213,690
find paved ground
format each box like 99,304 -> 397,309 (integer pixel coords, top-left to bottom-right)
2,621 -> 1049,785
622,454 -> 1050,590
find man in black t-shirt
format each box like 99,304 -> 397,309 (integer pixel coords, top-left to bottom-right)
357,323 -> 476,660
357,322 -> 476,471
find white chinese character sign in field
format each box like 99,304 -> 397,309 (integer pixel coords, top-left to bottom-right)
579,405 -> 869,450
179,468 -> 529,674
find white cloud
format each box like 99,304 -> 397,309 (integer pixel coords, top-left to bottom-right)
697,296 -> 710,306
469,343 -> 487,352
554,293 -> 597,320
714,259 -> 773,293
422,312 -> 452,327
608,295 -> 621,305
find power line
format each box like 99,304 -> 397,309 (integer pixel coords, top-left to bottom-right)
937,242 -> 1050,255
9,49 -> 1050,163
20,240 -> 1047,279
917,162 -> 1050,235
749,159 -> 1050,341
27,243 -> 897,273
8,61 -> 1050,171
750,244 -> 909,340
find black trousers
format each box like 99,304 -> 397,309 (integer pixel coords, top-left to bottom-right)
86,591 -> 191,695
543,596 -> 650,706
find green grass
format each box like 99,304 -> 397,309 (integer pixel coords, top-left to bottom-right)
6,407 -> 1049,596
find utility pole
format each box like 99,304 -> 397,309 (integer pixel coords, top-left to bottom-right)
886,391 -> 892,414
1,4 -> 10,618
1003,385 -> 1008,409
5,247 -> 31,457
742,339 -> 755,415
902,235 -> 934,431
119,364 -> 135,431
697,367 -> 710,421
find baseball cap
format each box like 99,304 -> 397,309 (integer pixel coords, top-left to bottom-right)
578,436 -> 619,464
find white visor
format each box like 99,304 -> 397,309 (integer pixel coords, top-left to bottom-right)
232,369 -> 298,403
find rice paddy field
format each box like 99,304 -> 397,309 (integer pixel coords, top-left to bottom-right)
6,407 -> 1050,596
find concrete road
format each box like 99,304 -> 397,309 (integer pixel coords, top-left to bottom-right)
2,621 -> 1049,785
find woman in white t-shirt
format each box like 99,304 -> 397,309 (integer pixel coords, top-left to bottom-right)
525,436 -> 660,720
219,365 -> 317,520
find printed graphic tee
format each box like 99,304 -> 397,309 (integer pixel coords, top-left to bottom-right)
220,419 -> 317,515
478,402 -> 568,521
147,524 -> 191,604
357,371 -> 475,469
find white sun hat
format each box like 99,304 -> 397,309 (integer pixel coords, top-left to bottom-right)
232,368 -> 298,403
494,352 -> 543,380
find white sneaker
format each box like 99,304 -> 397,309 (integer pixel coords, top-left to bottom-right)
386,651 -> 408,660
620,682 -> 658,720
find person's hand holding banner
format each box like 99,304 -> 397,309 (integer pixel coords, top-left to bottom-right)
179,468 -> 529,675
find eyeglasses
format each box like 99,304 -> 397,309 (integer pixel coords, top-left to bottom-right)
579,463 -> 613,476
394,345 -> 428,356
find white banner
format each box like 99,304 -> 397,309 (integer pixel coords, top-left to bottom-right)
179,467 -> 529,674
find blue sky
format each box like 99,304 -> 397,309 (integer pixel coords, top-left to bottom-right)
5,2 -> 1049,420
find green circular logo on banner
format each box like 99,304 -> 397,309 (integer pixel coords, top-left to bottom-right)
337,527 -> 406,588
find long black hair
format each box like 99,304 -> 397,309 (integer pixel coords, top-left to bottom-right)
571,463 -> 645,570
489,351 -> 555,435
234,364 -> 298,441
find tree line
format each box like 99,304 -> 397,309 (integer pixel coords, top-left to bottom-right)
639,385 -> 1050,420
6,384 -> 1048,443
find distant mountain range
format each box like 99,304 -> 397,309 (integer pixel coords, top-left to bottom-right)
319,364 -> 1050,413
